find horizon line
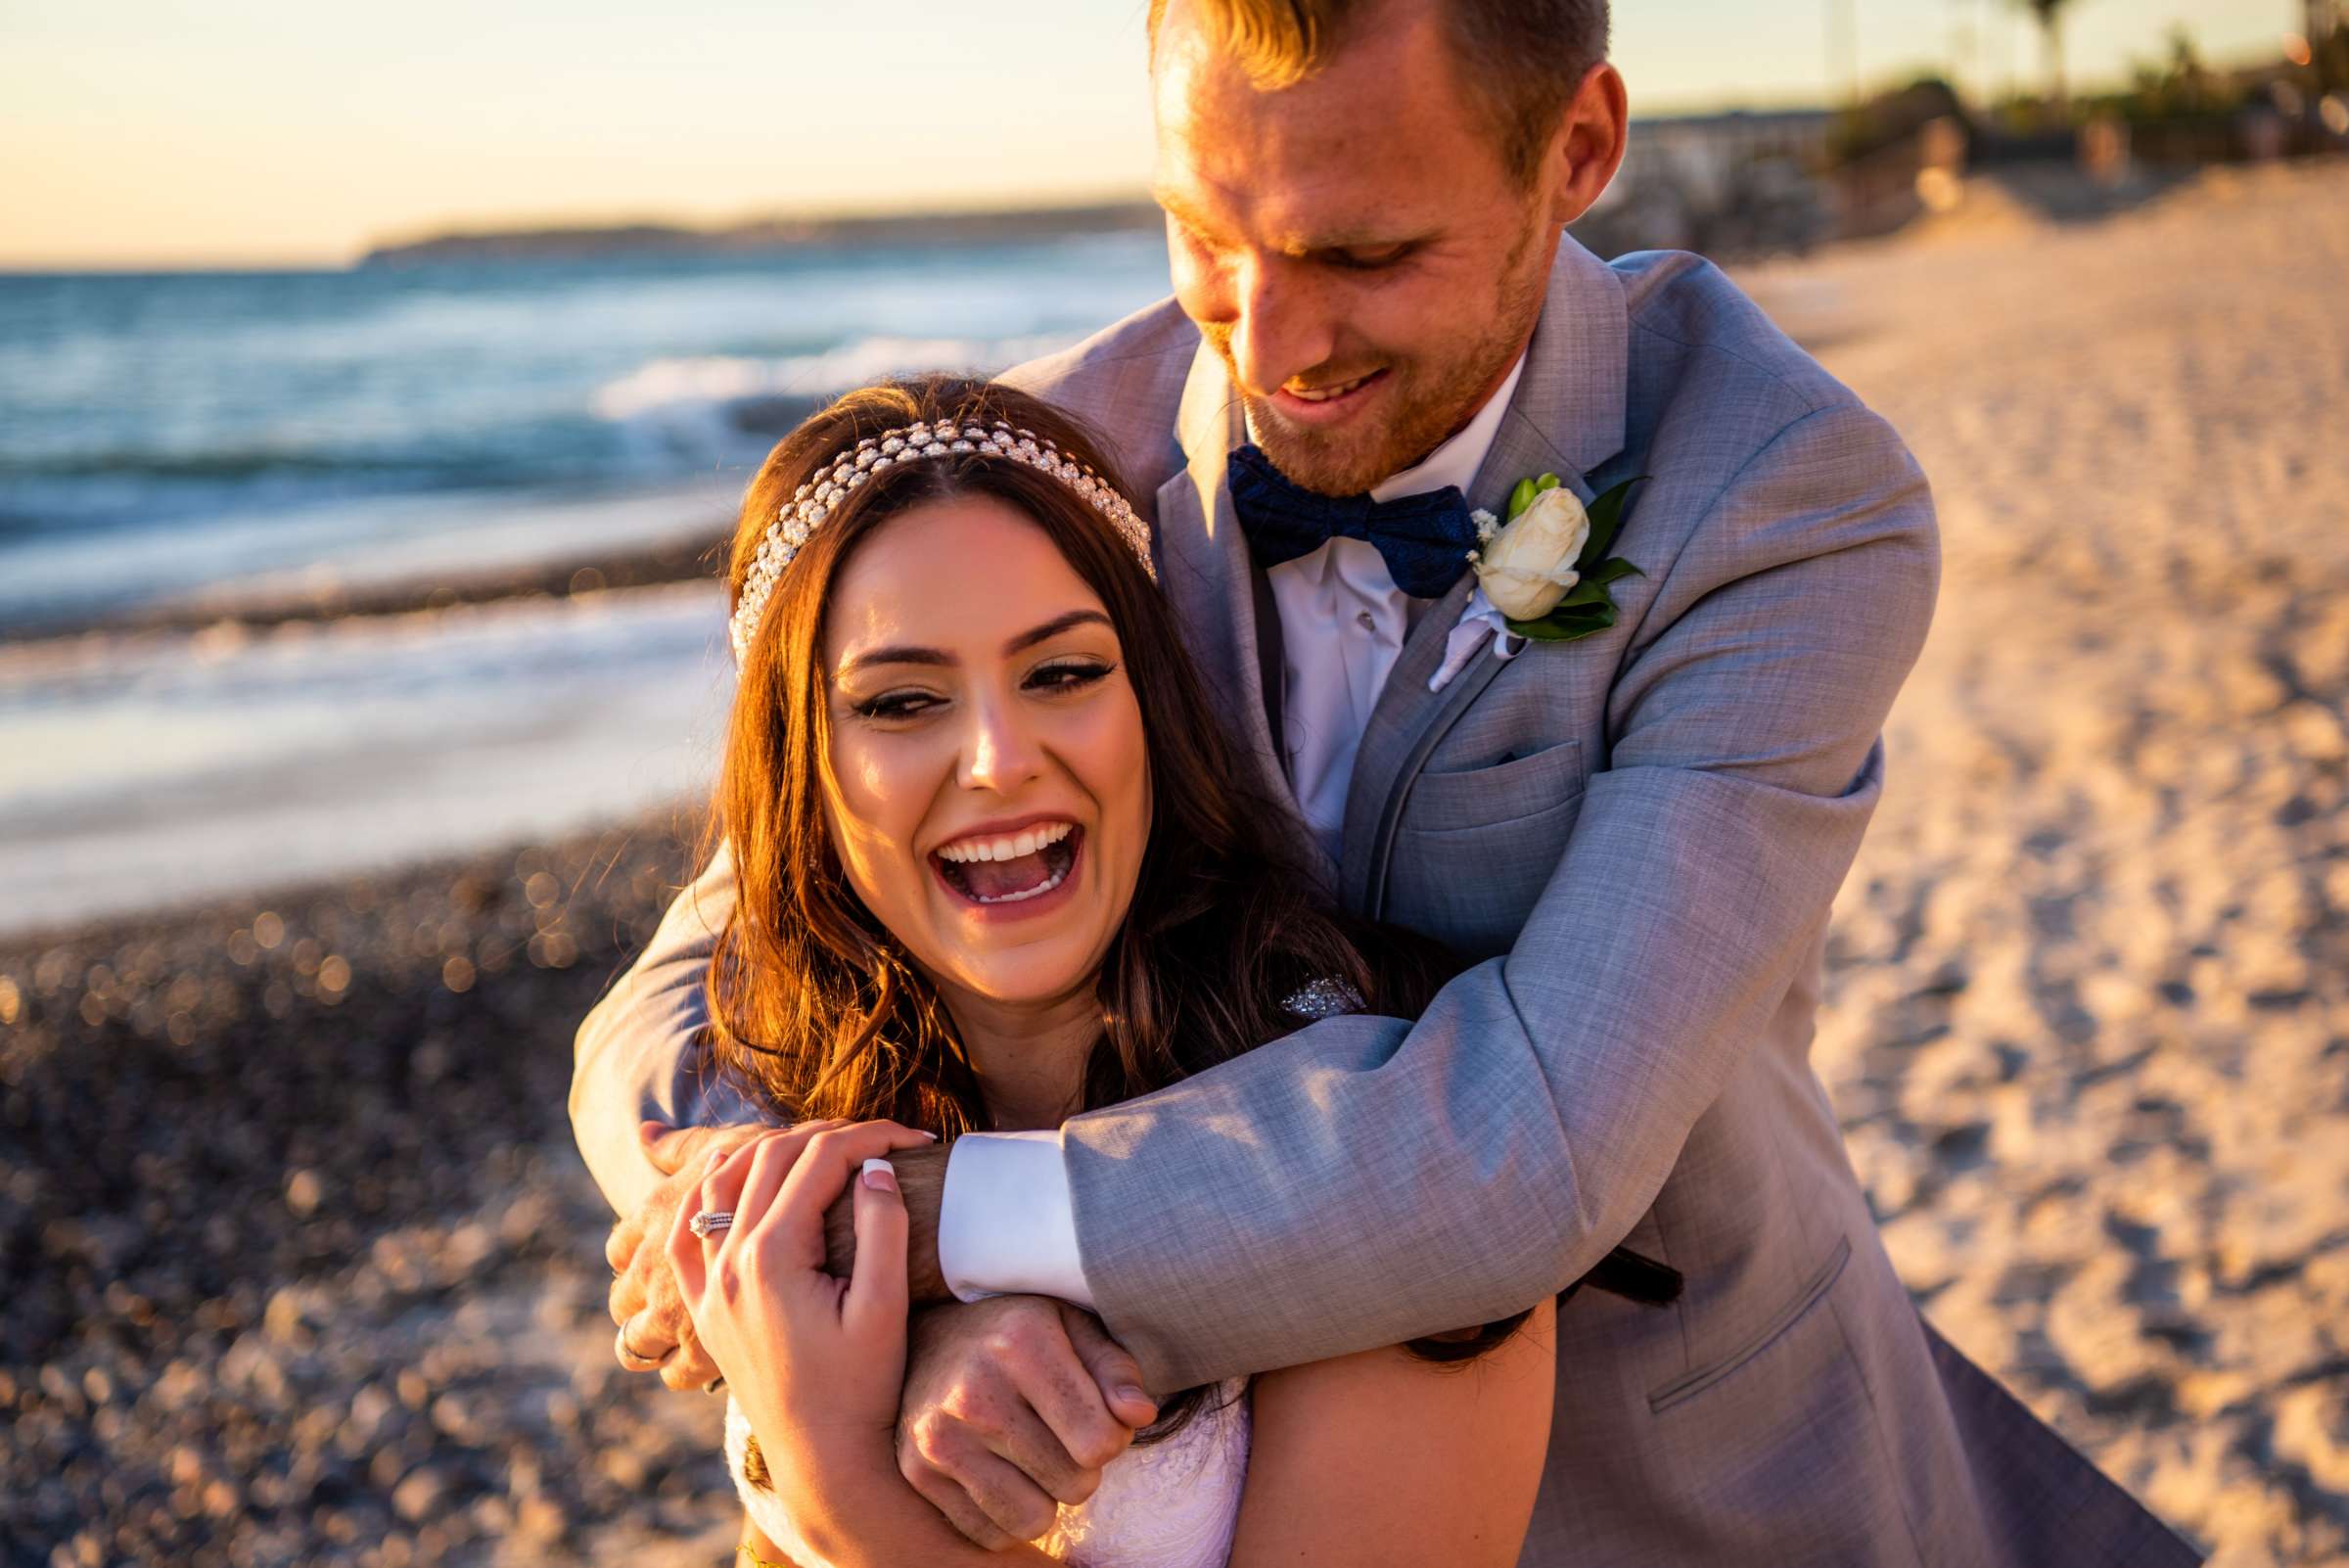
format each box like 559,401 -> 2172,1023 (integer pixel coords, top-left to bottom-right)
8,37 -> 2298,276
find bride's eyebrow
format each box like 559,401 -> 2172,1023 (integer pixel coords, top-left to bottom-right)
1004,609 -> 1113,654
835,644 -> 950,680
837,610 -> 1112,679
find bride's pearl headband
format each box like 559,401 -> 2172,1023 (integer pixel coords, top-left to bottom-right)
728,417 -> 1157,664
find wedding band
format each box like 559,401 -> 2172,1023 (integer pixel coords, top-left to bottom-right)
688,1210 -> 733,1238
616,1325 -> 668,1370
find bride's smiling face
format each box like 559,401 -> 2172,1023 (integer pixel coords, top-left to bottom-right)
817,494 -> 1150,1012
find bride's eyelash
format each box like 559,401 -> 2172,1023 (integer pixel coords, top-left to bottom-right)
1028,658 -> 1115,691
850,689 -> 942,720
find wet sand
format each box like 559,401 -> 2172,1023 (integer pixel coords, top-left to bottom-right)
4,159 -> 2344,1566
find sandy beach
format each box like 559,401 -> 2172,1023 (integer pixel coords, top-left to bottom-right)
4,159 -> 2345,1566
1780,158 -> 2349,1566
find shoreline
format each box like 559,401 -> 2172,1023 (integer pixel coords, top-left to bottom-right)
0,528 -> 730,650
0,577 -> 733,945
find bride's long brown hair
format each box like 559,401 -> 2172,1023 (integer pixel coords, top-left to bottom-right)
706,378 -> 1522,1441
707,375 -> 1433,1133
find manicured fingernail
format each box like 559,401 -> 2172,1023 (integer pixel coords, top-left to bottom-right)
1117,1384 -> 1151,1410
861,1158 -> 898,1192
703,1149 -> 726,1176
916,1130 -> 939,1140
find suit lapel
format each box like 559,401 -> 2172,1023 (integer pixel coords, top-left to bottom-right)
1336,572 -> 1508,915
1155,345 -> 1329,883
1338,235 -> 1632,915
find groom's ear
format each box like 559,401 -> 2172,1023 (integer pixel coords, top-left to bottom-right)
1544,61 -> 1630,228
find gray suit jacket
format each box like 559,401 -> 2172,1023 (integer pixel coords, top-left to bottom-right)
572,237 -> 2198,1567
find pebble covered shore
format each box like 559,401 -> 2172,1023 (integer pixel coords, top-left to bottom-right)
0,816 -> 739,1567
4,161 -> 2345,1568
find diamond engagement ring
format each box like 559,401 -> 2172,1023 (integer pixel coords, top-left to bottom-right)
688,1210 -> 733,1238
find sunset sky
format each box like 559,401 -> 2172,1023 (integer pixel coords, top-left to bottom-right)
1,0 -> 2296,269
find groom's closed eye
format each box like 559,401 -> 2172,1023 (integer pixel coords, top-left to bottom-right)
1156,185 -> 1416,269
1321,242 -> 1417,271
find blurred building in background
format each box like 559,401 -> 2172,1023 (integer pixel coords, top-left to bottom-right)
1585,108 -> 1837,257
1572,14 -> 2349,263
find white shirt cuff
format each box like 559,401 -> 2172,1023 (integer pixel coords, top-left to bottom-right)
937,1130 -> 1096,1307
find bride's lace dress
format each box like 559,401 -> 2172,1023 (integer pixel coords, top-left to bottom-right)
725,1380 -> 1251,1568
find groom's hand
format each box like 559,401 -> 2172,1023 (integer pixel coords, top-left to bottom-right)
896,1296 -> 1158,1548
605,1121 -> 764,1389
821,1140 -> 951,1304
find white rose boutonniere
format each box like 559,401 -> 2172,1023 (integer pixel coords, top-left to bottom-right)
1468,472 -> 1646,642
1473,485 -> 1589,620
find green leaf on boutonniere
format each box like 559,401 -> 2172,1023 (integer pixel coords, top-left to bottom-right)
1554,577 -> 1615,609
1510,602 -> 1618,642
1506,477 -> 1540,520
1583,555 -> 1643,587
1578,475 -> 1645,568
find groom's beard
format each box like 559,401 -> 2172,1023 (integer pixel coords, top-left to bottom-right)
1233,346 -> 1498,496
1218,218 -> 1547,498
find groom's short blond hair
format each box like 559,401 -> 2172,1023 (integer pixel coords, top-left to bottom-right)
1146,0 -> 1610,183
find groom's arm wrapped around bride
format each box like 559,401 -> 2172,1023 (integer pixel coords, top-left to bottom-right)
583,253 -> 1926,1334
1050,380 -> 1930,1384
576,242 -> 2201,1562
579,259 -> 1937,1354
577,262 -> 1938,1381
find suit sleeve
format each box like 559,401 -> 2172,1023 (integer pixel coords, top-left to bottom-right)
1058,399 -> 1941,1390
569,841 -> 771,1216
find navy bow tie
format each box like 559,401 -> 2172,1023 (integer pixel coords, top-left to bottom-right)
1226,443 -> 1477,599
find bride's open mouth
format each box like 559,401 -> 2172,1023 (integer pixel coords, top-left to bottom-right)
931,820 -> 1083,913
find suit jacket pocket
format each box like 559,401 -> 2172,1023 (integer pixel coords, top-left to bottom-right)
1383,742 -> 1588,953
1647,1236 -> 1853,1412
1399,739 -> 1587,835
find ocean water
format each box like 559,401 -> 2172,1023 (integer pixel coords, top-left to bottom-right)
0,230 -> 1175,935
0,229 -> 1174,629
0,585 -> 731,937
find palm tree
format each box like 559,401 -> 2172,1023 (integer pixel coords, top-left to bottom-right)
2016,0 -> 2073,116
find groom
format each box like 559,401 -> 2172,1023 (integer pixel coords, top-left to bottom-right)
579,0 -> 2197,1561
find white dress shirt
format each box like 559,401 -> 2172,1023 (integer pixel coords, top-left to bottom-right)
939,353 -> 1530,1307
1267,352 -> 1527,862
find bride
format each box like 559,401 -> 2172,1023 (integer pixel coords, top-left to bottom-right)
665,377 -> 1567,1566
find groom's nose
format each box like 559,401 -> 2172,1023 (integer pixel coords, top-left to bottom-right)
1225,255 -> 1337,399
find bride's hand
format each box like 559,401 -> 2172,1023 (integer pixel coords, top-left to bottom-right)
666,1120 -> 939,1498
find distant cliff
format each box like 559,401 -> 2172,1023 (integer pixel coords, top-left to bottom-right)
361,199 -> 1163,266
